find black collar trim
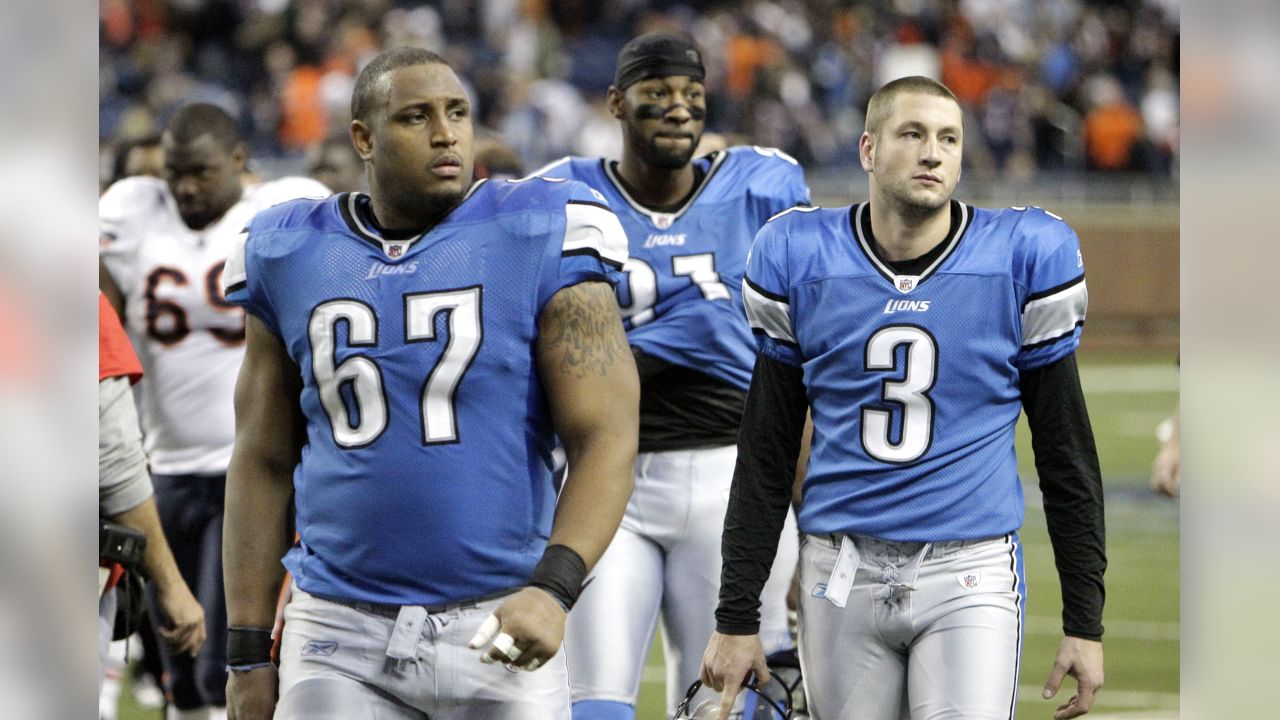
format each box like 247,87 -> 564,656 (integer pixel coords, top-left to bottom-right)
601,151 -> 727,226
337,180 -> 488,253
849,200 -> 973,291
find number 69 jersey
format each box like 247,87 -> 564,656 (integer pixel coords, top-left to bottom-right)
223,178 -> 627,606
99,175 -> 330,476
743,201 -> 1088,542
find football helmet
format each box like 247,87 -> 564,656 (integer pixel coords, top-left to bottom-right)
671,667 -> 800,720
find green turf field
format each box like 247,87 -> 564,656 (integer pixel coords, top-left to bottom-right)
110,357 -> 1180,720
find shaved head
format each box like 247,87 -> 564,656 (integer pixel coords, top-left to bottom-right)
865,76 -> 960,137
164,103 -> 241,151
351,47 -> 449,125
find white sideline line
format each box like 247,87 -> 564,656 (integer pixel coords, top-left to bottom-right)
1079,365 -> 1179,393
1025,615 -> 1181,642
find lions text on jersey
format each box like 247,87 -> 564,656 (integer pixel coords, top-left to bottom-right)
223,178 -> 627,607
743,201 -> 1088,541
99,175 -> 330,475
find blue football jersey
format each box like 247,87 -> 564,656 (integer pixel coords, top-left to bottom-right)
535,146 -> 810,390
743,201 -> 1088,541
222,178 -> 627,606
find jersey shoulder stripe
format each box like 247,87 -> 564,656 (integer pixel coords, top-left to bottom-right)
1021,275 -> 1087,348
526,155 -> 573,179
719,145 -> 810,202
564,197 -> 627,269
222,229 -> 249,296
742,276 -> 796,345
766,204 -> 820,225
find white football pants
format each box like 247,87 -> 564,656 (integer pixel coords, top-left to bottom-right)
564,445 -> 800,715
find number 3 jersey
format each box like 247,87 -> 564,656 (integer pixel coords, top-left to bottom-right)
743,201 -> 1088,541
223,178 -> 627,606
535,146 -> 810,391
99,175 -> 330,476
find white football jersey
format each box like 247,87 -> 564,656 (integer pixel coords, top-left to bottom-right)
99,175 -> 329,475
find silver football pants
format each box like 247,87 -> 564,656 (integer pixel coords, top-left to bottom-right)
797,533 -> 1026,720
276,587 -> 571,720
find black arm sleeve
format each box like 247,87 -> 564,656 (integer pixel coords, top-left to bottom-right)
715,354 -> 808,634
1020,352 -> 1107,641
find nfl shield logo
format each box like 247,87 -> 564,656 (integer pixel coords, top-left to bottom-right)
957,572 -> 982,589
898,276 -> 915,291
654,214 -> 675,229
387,244 -> 403,258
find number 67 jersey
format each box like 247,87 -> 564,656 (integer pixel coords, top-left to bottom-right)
222,178 -> 627,607
99,175 -> 330,476
743,201 -> 1088,542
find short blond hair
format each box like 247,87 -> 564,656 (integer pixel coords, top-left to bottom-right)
865,76 -> 960,136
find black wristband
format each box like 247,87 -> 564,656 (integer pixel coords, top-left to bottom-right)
227,627 -> 274,666
528,544 -> 588,611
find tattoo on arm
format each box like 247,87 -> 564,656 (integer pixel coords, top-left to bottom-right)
541,282 -> 628,380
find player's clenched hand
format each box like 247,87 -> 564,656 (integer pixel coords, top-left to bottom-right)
227,665 -> 278,720
468,587 -> 565,671
700,631 -> 769,720
154,581 -> 206,657
1042,636 -> 1104,719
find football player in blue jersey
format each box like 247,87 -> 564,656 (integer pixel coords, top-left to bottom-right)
533,33 -> 811,720
700,76 -> 1107,720
220,47 -> 639,720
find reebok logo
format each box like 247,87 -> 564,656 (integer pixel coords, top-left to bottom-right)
302,640 -> 339,656
883,299 -> 931,314
643,233 -> 686,248
366,261 -> 419,280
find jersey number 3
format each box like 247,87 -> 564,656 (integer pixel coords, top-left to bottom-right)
309,288 -> 483,448
861,325 -> 937,463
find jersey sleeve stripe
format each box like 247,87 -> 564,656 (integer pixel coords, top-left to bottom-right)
765,204 -> 818,225
1022,320 -> 1085,351
1023,272 -> 1085,306
742,277 -> 797,345
222,230 -> 249,296
563,201 -> 628,267
562,246 -> 623,270
743,275 -> 788,303
1021,279 -> 1088,347
567,199 -> 611,213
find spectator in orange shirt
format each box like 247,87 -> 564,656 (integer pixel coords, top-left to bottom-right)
1083,75 -> 1145,171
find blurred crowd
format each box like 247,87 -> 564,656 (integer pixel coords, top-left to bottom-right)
100,0 -> 1179,186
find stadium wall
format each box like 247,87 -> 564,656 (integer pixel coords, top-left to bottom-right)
807,172 -> 1179,354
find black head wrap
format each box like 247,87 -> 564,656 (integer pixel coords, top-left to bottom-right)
614,33 -> 705,90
